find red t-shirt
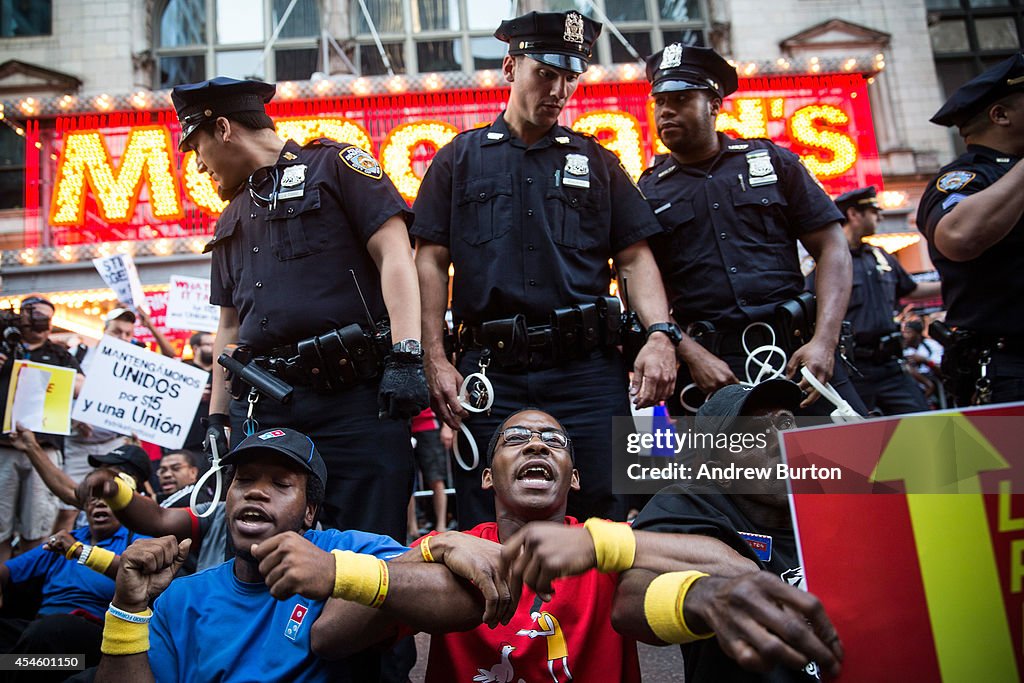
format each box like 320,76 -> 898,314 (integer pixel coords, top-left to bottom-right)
413,518 -> 641,683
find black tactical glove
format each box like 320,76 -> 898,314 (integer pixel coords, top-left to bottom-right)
378,352 -> 430,420
203,412 -> 230,460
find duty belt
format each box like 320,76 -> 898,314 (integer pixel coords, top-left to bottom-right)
232,322 -> 389,395
852,331 -> 904,364
456,297 -> 628,371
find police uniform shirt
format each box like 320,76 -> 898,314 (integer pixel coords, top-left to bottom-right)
810,246 -> 916,340
641,134 -> 843,327
411,113 -> 662,324
207,139 -> 412,350
917,144 -> 1024,337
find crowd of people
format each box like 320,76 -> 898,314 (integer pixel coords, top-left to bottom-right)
0,8 -> 1021,682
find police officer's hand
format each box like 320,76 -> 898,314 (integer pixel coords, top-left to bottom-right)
112,536 -> 192,614
251,531 -> 335,600
204,413 -> 230,459
787,339 -> 835,407
683,571 -> 843,678
378,352 -> 430,420
424,356 -> 468,428
681,343 -> 740,395
631,336 -> 678,408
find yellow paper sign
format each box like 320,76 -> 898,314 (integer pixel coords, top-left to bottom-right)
3,360 -> 77,435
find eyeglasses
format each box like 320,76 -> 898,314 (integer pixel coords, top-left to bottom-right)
751,414 -> 797,433
501,426 -> 569,449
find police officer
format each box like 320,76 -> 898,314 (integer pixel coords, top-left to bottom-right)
810,186 -> 940,414
413,11 -> 679,527
172,77 -> 428,541
917,53 -> 1024,406
640,44 -> 867,417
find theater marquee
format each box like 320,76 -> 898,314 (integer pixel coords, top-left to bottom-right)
27,74 -> 880,246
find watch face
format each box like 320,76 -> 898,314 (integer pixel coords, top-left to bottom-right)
395,339 -> 422,355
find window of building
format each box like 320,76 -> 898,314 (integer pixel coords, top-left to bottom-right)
352,0 -> 708,76
928,0 -> 1023,100
0,0 -> 51,37
155,0 -> 320,88
0,126 -> 24,210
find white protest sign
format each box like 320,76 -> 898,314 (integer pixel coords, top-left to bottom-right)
165,275 -> 219,332
71,336 -> 208,449
93,253 -> 148,313
11,366 -> 50,432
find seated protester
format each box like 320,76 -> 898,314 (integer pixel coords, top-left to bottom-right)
154,449 -> 211,508
311,408 -> 758,682
94,428 -> 408,683
612,380 -> 843,681
0,495 -> 147,682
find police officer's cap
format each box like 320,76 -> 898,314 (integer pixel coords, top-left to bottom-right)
171,77 -> 276,151
494,11 -> 602,74
646,44 -> 738,98
834,186 -> 879,215
930,52 -> 1024,128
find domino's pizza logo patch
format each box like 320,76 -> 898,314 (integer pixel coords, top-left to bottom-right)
283,603 -> 308,641
259,430 -> 287,440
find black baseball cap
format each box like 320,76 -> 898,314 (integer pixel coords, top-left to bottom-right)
89,444 -> 153,484
222,427 -> 327,489
931,52 -> 1024,128
171,76 -> 277,151
697,380 -> 804,434
646,43 -> 738,98
494,10 -> 602,74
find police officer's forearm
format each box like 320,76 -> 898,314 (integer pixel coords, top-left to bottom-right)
800,224 -> 850,345
414,241 -> 452,361
209,306 -> 240,415
614,241 -> 673,327
368,216 -> 422,343
935,159 -> 1024,262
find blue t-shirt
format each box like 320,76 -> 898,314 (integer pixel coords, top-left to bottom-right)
148,528 -> 408,683
5,525 -> 145,619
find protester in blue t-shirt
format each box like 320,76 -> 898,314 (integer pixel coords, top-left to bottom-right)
93,428 -> 408,683
0,495 -> 146,678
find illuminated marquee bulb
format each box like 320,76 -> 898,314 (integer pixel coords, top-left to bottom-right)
182,151 -> 228,216
386,76 -> 407,93
19,97 -> 37,115
379,121 -> 458,202
351,78 -> 372,96
131,91 -> 152,109
50,126 -> 184,225
789,104 -> 858,179
95,94 -> 113,111
619,63 -> 640,81
478,70 -> 497,87
278,82 -> 298,100
716,98 -> 769,139
584,65 -> 605,83
314,79 -> 332,95
423,73 -> 443,91
571,111 -> 645,182
275,116 -> 373,151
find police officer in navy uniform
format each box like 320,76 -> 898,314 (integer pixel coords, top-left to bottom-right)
640,44 -> 867,417
917,53 -> 1024,406
413,11 -> 679,528
809,186 -> 940,414
172,77 -> 428,542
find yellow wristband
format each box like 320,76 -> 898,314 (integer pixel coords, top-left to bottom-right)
85,545 -> 117,574
101,609 -> 151,655
105,476 -> 134,511
65,541 -> 83,560
644,570 -> 713,644
420,535 -> 436,563
332,550 -> 387,607
370,558 -> 390,609
584,517 -> 636,573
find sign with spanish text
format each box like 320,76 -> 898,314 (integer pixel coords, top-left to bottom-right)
2,360 -> 77,435
164,275 -> 218,332
92,253 -> 148,313
783,404 -> 1024,681
71,336 -> 207,449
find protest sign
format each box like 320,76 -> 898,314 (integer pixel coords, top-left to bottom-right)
71,336 -> 207,449
2,360 -> 77,435
783,404 -> 1024,681
165,275 -> 218,332
93,253 -> 147,312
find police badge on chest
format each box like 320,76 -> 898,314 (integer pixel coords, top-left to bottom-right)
277,164 -> 307,200
745,150 -> 778,187
562,154 -> 590,188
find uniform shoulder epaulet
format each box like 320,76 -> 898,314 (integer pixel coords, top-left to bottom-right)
303,137 -> 343,149
575,130 -> 597,140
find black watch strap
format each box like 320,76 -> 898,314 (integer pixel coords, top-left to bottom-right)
646,322 -> 683,345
